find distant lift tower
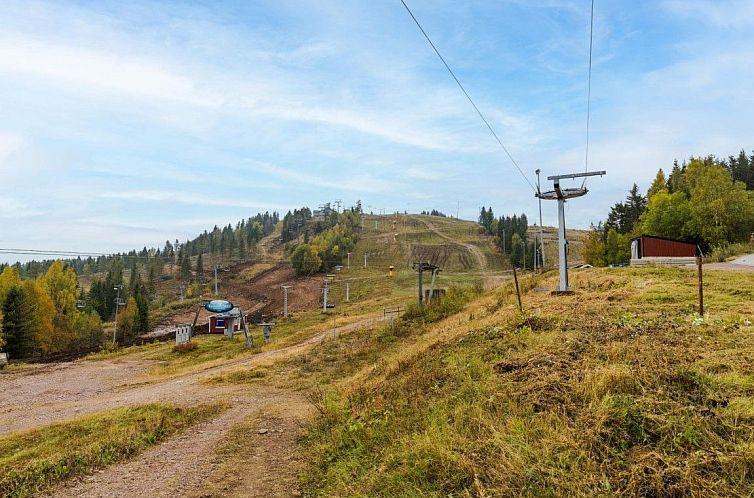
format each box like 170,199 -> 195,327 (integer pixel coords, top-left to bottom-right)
536,171 -> 606,292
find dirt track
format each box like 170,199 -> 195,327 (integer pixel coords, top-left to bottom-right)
414,217 -> 488,270
2,315 -> 385,496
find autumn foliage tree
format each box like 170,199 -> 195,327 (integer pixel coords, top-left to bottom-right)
0,262 -> 105,359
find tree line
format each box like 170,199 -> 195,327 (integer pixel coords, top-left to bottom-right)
584,149 -> 754,266
479,207 -> 539,269
1,211 -> 280,280
290,207 -> 363,275
0,262 -> 103,360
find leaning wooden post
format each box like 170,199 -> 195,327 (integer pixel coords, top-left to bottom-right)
512,265 -> 523,314
697,255 -> 704,316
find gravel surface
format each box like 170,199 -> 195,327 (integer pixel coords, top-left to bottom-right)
2,315 -> 385,496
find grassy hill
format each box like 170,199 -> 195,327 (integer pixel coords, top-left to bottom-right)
293,265 -> 754,496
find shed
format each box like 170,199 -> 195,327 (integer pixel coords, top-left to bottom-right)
208,307 -> 244,334
630,235 -> 697,266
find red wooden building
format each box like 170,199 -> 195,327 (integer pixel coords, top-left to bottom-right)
208,308 -> 244,334
630,235 -> 698,266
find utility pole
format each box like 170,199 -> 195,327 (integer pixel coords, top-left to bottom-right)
322,280 -> 329,313
427,267 -> 441,304
213,265 -> 218,295
502,229 -> 506,255
282,285 -> 292,318
413,262 -> 439,308
523,238 -> 526,271
334,199 -> 342,213
536,169 -> 546,269
536,171 -> 606,292
112,285 -> 123,345
345,281 -> 350,302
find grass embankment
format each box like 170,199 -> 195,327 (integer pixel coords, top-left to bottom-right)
87,334 -> 261,376
0,402 -> 226,497
300,267 -> 754,496
206,286 -> 480,391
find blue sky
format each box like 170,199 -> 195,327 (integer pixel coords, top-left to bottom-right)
1,0 -> 753,262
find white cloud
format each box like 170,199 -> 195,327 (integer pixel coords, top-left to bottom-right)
0,35 -> 217,106
662,0 -> 754,28
0,132 -> 24,164
99,190 -> 289,212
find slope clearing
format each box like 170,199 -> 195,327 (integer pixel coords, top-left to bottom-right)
298,266 -> 754,496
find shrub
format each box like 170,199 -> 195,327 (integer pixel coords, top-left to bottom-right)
172,342 -> 198,354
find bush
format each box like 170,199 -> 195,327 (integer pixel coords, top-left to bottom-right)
400,286 -> 478,327
172,342 -> 198,354
709,242 -> 751,262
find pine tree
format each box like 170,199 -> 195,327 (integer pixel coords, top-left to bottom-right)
133,285 -> 149,334
195,253 -> 204,284
648,169 -> 667,199
2,286 -> 36,358
180,252 -> 192,282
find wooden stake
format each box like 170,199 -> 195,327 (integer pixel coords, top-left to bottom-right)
512,265 -> 523,314
697,256 -> 704,315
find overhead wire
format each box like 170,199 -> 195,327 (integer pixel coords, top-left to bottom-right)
582,0 -> 595,189
399,0 -> 537,193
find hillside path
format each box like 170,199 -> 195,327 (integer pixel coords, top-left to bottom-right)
0,314 -> 388,497
414,217 -> 488,269
0,315 -> 385,437
705,253 -> 754,272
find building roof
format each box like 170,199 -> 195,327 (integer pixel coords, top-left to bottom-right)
630,234 -> 696,246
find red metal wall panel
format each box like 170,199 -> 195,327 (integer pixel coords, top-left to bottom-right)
640,236 -> 696,257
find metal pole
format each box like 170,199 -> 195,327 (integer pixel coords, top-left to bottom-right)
282,286 -> 290,318
347,252 -> 351,269
417,267 -> 424,307
502,229 -> 506,254
345,282 -> 350,302
323,282 -> 328,313
214,265 -> 218,295
512,265 -> 523,313
112,285 -> 121,345
536,169 -> 545,268
557,197 -> 568,291
364,253 -> 367,268
697,256 -> 704,315
428,269 -> 437,304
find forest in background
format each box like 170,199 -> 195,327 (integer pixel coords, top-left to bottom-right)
0,211 -> 280,359
583,149 -> 754,266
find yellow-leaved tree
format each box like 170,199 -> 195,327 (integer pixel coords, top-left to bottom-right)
38,261 -> 80,353
25,280 -> 58,355
117,297 -> 138,343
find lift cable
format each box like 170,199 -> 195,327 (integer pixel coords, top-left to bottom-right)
399,0 -> 537,193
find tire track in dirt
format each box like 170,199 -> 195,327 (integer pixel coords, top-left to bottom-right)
4,315 -> 386,497
0,315 -> 386,436
413,217 -> 488,270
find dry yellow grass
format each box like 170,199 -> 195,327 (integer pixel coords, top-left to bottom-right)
297,266 -> 754,497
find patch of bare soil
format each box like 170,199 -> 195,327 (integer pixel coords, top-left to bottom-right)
155,261 -> 326,332
3,315 -> 386,496
414,217 -> 488,269
44,391 -> 309,498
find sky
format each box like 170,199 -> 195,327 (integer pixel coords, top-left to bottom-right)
1,0 -> 753,263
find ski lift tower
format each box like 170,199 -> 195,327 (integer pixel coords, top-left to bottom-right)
536,171 -> 605,292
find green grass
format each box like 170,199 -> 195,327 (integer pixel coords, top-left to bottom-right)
298,267 -> 754,496
87,334 -> 261,376
0,402 -> 227,497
